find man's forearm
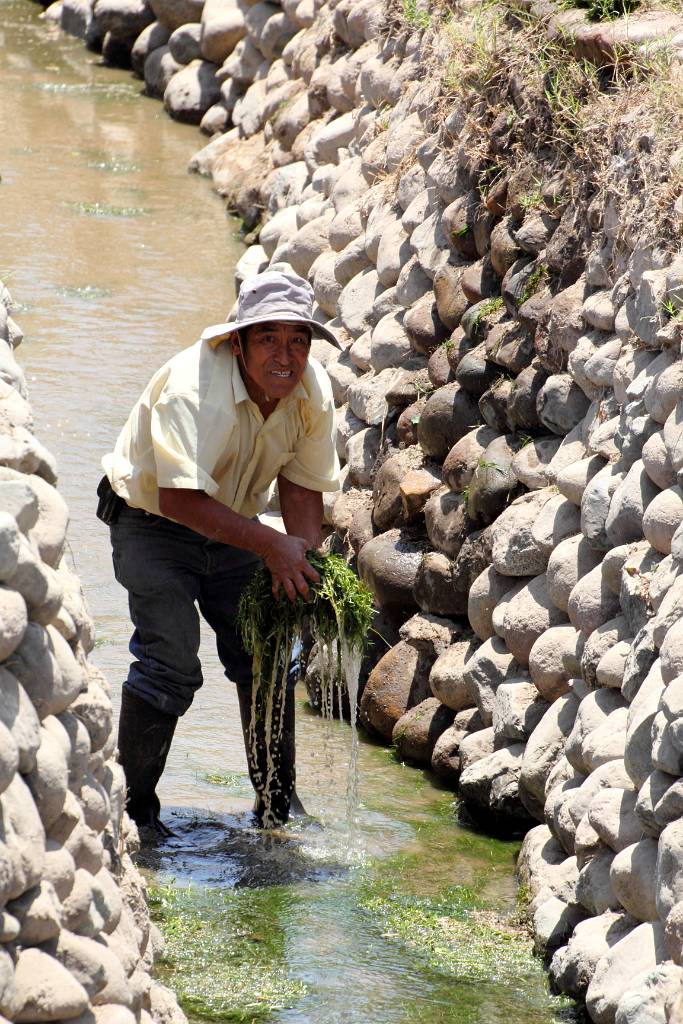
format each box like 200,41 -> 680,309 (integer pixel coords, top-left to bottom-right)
158,488 -> 278,557
277,476 -> 323,550
159,485 -> 324,601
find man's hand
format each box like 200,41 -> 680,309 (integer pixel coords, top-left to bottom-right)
262,532 -> 320,602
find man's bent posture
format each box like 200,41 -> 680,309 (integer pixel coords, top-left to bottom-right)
99,268 -> 340,834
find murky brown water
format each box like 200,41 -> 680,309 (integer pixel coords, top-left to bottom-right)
0,0 -> 253,806
0,6 -> 579,1021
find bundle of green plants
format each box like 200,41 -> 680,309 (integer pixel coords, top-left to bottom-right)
238,551 -> 375,700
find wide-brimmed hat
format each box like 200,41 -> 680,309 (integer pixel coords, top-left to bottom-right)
201,267 -> 342,350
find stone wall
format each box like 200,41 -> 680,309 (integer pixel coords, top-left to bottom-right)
0,283 -> 186,1022
32,0 -> 683,1019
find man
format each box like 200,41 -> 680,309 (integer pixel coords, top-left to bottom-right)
99,267 -> 341,834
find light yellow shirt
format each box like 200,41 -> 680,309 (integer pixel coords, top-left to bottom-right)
102,338 -> 340,518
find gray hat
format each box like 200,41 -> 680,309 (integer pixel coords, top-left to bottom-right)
202,266 -> 342,349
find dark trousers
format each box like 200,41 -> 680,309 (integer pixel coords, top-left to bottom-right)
110,505 -> 261,717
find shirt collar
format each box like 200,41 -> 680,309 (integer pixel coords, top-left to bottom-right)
231,353 -> 251,404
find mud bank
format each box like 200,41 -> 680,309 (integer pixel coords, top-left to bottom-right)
24,0 -> 683,1019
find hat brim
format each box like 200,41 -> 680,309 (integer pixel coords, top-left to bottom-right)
202,313 -> 343,350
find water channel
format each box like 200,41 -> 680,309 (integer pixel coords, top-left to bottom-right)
0,4 -> 581,1020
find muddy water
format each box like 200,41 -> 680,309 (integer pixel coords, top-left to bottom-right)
1,5 -> 579,1022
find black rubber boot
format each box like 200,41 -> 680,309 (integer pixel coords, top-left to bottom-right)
236,684 -> 305,827
117,688 -> 178,839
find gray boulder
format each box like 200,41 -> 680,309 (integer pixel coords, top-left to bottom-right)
610,839 -> 659,922
519,692 -> 579,821
586,921 -> 667,1024
550,911 -> 636,1000
502,573 -> 568,666
163,59 -> 220,124
168,21 -> 201,63
490,490 -> 554,577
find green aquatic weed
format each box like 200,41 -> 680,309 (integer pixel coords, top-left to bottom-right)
200,770 -> 247,789
149,884 -> 307,1021
238,551 -> 374,699
68,200 -> 147,217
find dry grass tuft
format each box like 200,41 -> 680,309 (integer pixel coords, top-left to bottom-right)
394,0 -> 683,256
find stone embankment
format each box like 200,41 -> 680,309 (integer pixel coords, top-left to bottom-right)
31,0 -> 683,1019
0,286 -> 186,1021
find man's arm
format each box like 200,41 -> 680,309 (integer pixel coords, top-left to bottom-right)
158,488 -> 319,602
277,475 -> 323,549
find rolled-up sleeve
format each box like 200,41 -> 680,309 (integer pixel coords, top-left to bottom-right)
151,392 -> 221,496
280,397 -> 340,492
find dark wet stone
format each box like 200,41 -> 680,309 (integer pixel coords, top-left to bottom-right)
461,298 -> 505,344
424,487 -> 471,560
358,528 -> 429,616
485,321 -> 534,374
396,401 -> 424,447
466,434 -> 522,526
508,360 -> 549,432
442,191 -> 479,258
455,343 -> 500,396
404,293 -> 450,355
478,379 -> 514,434
428,345 -> 453,388
445,328 -> 475,373
545,205 -> 589,287
359,639 -> 434,741
451,527 -> 494,609
393,698 -> 456,766
417,383 -> 482,462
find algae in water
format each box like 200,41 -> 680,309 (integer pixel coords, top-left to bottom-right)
149,883 -> 307,1022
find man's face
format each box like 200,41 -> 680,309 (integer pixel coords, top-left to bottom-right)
233,321 -> 311,403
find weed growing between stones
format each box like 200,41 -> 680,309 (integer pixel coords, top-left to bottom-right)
471,295 -> 504,333
238,553 -> 375,825
518,263 -> 549,305
662,296 -> 683,319
401,0 -> 432,30
568,0 -> 639,20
